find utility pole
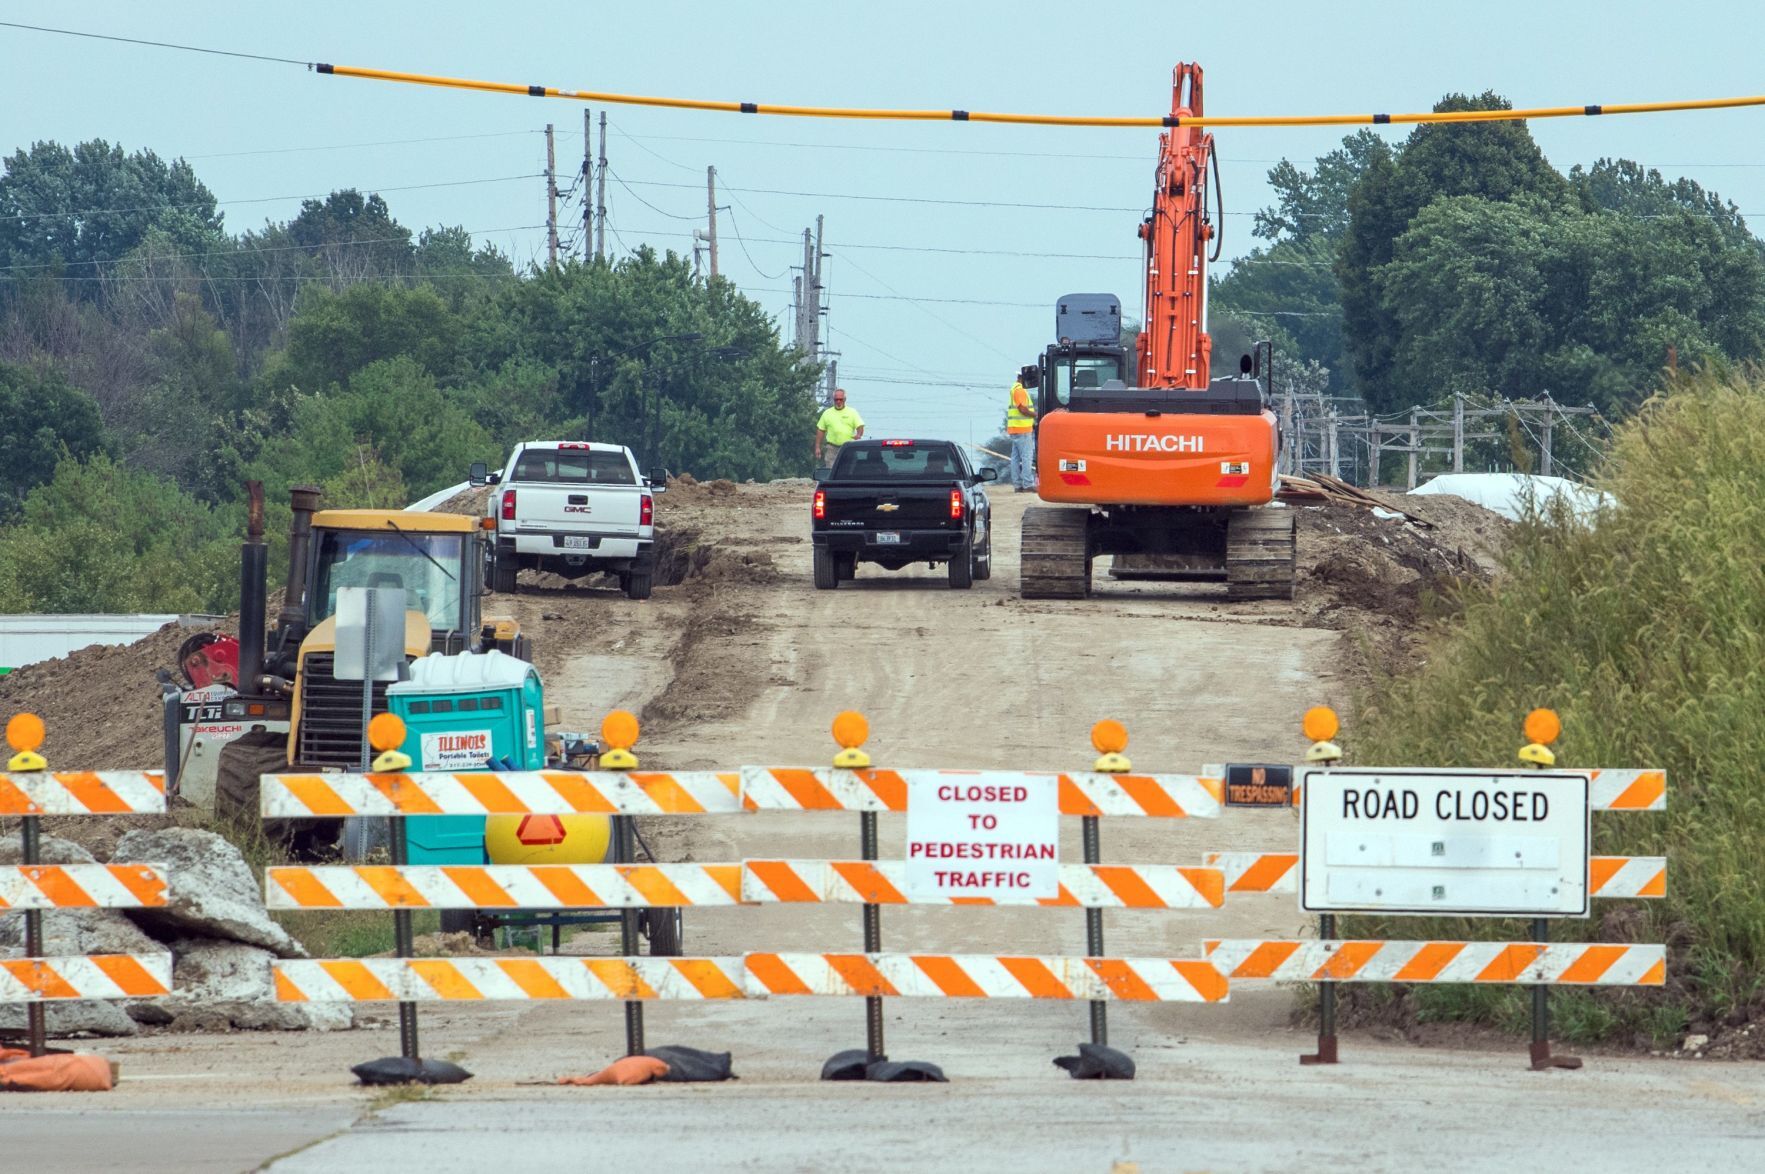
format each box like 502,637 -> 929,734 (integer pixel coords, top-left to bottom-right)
1452,394 -> 1465,473
1368,424 -> 1382,487
1326,407 -> 1340,480
1406,407 -> 1420,491
1540,393 -> 1554,477
1279,386 -> 1294,475
595,112 -> 608,262
544,123 -> 559,270
705,167 -> 719,279
582,110 -> 594,264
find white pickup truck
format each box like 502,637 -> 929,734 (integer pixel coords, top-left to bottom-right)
471,442 -> 663,600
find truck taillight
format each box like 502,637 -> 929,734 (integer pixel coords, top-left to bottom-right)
640,493 -> 654,526
501,489 -> 516,520
950,487 -> 963,520
813,490 -> 826,520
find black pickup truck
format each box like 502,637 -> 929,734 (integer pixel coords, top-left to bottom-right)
811,439 -> 997,589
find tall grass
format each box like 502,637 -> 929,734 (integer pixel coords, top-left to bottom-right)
1348,368 -> 1765,1043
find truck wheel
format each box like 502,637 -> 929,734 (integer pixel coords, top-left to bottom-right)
644,907 -> 683,957
948,540 -> 975,589
492,554 -> 517,594
836,552 -> 857,581
813,546 -> 839,590
973,533 -> 992,581
625,566 -> 654,600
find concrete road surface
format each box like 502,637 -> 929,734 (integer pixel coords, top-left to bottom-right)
270,1034 -> 1761,1173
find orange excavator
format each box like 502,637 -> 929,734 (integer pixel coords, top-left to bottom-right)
1021,63 -> 1294,600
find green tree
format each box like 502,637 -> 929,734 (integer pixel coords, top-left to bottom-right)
0,362 -> 109,511
1340,93 -> 1573,410
254,356 -> 492,500
286,190 -> 414,286
0,455 -> 235,613
0,140 -> 223,282
275,283 -> 459,394
1254,130 -> 1393,245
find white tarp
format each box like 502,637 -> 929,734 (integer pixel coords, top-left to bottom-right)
1410,473 -> 1615,523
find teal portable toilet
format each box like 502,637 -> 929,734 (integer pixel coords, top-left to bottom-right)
387,649 -> 545,865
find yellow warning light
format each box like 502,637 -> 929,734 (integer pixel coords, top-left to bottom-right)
832,711 -> 871,769
1090,720 -> 1129,755
367,713 -> 407,753
6,713 -> 46,753
1302,706 -> 1339,743
832,711 -> 869,750
1523,708 -> 1561,746
601,710 -> 640,751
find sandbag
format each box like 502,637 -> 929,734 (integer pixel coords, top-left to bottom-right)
1053,1042 -> 1136,1080
350,1056 -> 472,1086
864,1058 -> 947,1083
644,1045 -> 733,1082
820,1048 -> 873,1081
558,1055 -> 669,1086
0,1048 -> 114,1092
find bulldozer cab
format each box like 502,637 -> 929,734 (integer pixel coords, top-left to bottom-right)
306,511 -> 485,650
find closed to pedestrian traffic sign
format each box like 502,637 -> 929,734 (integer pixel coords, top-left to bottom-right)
905,773 -> 1059,901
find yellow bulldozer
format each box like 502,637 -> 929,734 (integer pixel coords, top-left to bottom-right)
165,483 -> 527,847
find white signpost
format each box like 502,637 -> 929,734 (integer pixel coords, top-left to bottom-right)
905,772 -> 1059,901
1300,768 -> 1591,917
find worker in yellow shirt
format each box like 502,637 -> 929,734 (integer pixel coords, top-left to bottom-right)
1006,365 -> 1038,491
815,387 -> 865,470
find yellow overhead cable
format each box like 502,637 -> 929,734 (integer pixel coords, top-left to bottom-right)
314,64 -> 1765,130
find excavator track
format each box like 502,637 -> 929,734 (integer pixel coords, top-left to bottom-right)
1225,508 -> 1296,601
1020,505 -> 1093,599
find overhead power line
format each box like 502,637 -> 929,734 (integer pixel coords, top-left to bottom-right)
12,24 -> 1765,132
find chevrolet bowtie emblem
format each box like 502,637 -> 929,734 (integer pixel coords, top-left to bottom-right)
876,503 -> 899,512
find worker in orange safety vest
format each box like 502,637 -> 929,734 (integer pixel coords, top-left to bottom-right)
1006,365 -> 1038,491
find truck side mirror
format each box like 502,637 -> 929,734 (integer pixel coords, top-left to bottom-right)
468,461 -> 489,486
649,467 -> 669,490
977,466 -> 999,483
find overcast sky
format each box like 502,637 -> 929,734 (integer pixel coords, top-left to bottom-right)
4,1 -> 1764,445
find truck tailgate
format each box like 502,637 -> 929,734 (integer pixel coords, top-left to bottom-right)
510,484 -> 644,531
823,484 -> 956,529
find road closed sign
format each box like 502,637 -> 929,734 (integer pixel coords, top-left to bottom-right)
1300,768 -> 1591,917
905,772 -> 1059,901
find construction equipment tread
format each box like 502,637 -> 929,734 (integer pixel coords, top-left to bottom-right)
1225,508 -> 1296,601
1020,505 -> 1092,599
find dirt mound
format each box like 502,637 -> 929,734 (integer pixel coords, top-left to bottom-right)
0,620 -> 225,769
431,485 -> 490,516
1292,495 -> 1509,679
652,525 -> 779,588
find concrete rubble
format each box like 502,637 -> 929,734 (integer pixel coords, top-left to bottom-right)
2,827 -> 352,1037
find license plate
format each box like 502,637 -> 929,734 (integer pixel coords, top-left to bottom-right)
563,535 -> 595,549
874,532 -> 902,544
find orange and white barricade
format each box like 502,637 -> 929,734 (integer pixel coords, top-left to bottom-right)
1,715 -> 174,1062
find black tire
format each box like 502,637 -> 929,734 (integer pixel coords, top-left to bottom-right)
644,907 -> 683,957
836,552 -> 857,581
973,531 -> 992,581
492,553 -> 517,594
214,730 -> 291,829
625,566 -> 654,600
813,545 -> 839,590
439,910 -> 477,937
948,539 -> 974,589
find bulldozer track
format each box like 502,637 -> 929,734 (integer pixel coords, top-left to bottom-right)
1225,508 -> 1297,601
1020,505 -> 1093,599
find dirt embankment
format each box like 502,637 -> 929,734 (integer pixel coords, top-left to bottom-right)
1292,491 -> 1510,682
